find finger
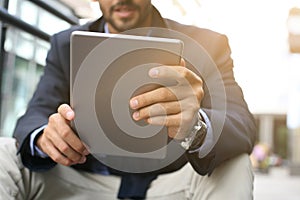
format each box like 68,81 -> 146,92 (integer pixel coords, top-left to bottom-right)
147,110 -> 195,128
57,104 -> 75,121
49,131 -> 85,163
132,101 -> 180,121
149,66 -> 197,85
147,114 -> 185,139
48,113 -> 89,156
133,96 -> 200,121
180,58 -> 186,67
147,113 -> 180,127
39,134 -> 75,166
44,122 -> 87,163
130,85 -> 199,110
130,87 -> 178,109
148,112 -> 197,140
46,142 -> 76,166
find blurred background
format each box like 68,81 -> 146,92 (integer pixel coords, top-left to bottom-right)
0,0 -> 300,199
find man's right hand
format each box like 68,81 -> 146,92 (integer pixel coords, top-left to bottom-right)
36,104 -> 89,166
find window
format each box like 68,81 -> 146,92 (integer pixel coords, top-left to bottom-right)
0,0 -> 76,136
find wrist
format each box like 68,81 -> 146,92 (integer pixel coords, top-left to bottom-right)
30,125 -> 48,158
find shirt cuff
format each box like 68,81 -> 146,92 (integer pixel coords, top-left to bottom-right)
187,109 -> 213,158
30,125 -> 49,158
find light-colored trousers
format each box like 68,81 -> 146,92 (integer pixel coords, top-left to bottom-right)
0,137 -> 254,200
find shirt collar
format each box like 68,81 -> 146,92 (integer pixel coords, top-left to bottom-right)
104,23 -> 110,33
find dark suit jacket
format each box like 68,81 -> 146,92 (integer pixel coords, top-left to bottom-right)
13,8 -> 256,176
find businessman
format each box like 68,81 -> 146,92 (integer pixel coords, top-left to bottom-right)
0,0 -> 256,199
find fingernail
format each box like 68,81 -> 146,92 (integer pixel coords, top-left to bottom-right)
149,68 -> 159,77
66,111 -> 74,119
133,112 -> 139,120
83,149 -> 89,156
130,99 -> 138,108
79,156 -> 86,164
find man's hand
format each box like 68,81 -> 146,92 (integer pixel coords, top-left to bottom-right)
130,59 -> 204,140
36,104 -> 89,166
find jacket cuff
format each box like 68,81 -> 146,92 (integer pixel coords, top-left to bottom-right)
18,135 -> 56,172
185,148 -> 217,176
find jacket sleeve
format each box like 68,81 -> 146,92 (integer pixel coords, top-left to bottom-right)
13,32 -> 71,171
185,33 -> 257,175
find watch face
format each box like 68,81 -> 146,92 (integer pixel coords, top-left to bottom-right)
189,121 -> 207,151
180,119 -> 207,151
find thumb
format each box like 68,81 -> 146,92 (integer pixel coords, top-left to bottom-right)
180,58 -> 186,67
57,104 -> 75,121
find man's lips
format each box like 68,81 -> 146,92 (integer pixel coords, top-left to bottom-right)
113,5 -> 136,18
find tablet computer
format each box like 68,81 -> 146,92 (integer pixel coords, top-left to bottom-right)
70,31 -> 183,161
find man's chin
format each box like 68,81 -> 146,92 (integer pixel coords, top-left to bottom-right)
112,22 -> 139,32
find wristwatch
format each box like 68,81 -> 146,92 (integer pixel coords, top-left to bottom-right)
180,113 -> 207,151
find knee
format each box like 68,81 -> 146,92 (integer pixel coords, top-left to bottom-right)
211,154 -> 254,199
0,137 -> 18,152
0,137 -> 17,145
227,153 -> 254,181
0,137 -> 21,166
213,154 -> 254,183
190,154 -> 254,200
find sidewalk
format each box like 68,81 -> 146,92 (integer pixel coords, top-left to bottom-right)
254,166 -> 300,200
